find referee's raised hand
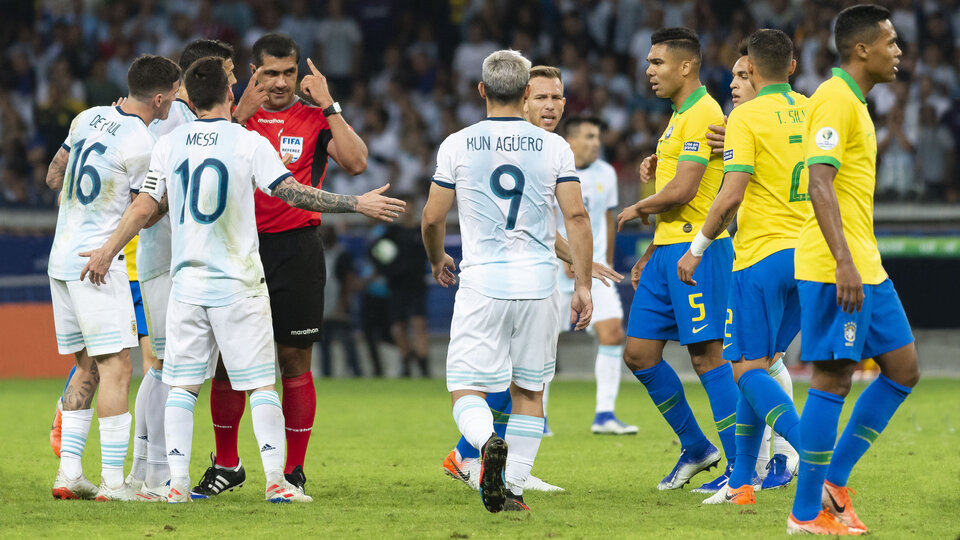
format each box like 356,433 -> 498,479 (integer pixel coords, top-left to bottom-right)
300,58 -> 334,109
233,67 -> 267,125
357,184 -> 406,223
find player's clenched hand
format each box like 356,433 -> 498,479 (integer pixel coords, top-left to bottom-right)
300,58 -> 334,109
357,183 -> 406,222
706,117 -> 727,154
431,253 -> 457,287
676,250 -> 700,286
281,153 -> 293,166
233,67 -> 267,125
835,259 -> 864,314
571,286 -> 593,331
617,204 -> 650,231
78,247 -> 114,286
592,262 -> 623,287
638,154 -> 657,183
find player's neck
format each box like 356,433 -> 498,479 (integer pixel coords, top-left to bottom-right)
120,98 -> 155,126
752,77 -> 790,94
839,62 -> 875,98
670,79 -> 704,111
574,156 -> 594,169
485,100 -> 524,120
196,103 -> 232,122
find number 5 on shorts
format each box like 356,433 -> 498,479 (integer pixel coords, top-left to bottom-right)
688,293 -> 705,322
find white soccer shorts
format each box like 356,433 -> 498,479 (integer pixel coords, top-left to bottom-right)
446,287 -> 560,393
556,278 -> 625,333
50,266 -> 139,356
140,273 -> 172,360
163,295 -> 277,391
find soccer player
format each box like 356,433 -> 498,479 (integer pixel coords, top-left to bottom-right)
557,117 -> 637,435
47,54 -> 181,501
616,27 -> 739,493
79,57 -> 405,503
196,32 -> 369,498
676,29 -> 807,505
423,50 -> 594,512
787,5 -> 918,534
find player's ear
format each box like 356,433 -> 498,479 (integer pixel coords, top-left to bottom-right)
680,59 -> 691,77
746,58 -> 755,78
477,82 -> 486,100
787,58 -> 797,77
523,84 -> 531,101
855,42 -> 869,62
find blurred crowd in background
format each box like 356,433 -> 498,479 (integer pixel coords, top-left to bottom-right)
2,0 -> 960,212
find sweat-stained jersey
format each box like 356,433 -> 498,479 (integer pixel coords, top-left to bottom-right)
141,119 -> 293,307
48,106 -> 154,281
433,117 -> 579,300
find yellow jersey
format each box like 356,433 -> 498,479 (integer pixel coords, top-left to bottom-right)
722,83 -> 812,271
654,86 -> 727,245
123,235 -> 138,281
796,67 -> 886,285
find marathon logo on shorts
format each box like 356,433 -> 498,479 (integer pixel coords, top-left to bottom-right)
723,149 -> 734,161
280,136 -> 303,163
683,141 -> 700,152
290,328 -> 319,336
844,322 -> 857,346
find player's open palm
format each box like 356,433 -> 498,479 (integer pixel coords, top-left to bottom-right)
638,154 -> 657,183
571,286 -> 593,331
835,259 -> 864,314
677,250 -> 701,286
431,253 -> 457,287
592,262 -> 623,287
78,246 -> 114,286
234,67 -> 267,125
357,184 -> 406,222
617,204 -> 650,231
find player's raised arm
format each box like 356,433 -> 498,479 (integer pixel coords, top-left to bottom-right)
557,180 -> 593,330
618,160 -> 706,231
272,178 -> 404,220
302,58 -> 368,175
421,182 -> 457,287
807,163 -> 862,313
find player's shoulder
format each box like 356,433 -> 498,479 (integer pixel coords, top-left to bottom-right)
593,158 -> 616,176
685,88 -> 724,125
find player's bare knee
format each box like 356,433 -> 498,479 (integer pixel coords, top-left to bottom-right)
811,360 -> 856,397
278,344 -> 312,378
247,384 -> 274,395
731,357 -> 768,384
876,344 -> 921,388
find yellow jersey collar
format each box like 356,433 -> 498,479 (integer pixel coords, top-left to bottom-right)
756,83 -> 793,97
832,67 -> 866,104
672,86 -> 707,115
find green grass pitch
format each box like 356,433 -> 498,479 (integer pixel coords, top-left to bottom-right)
0,377 -> 958,538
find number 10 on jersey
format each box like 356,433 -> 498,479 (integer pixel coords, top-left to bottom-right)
174,158 -> 228,225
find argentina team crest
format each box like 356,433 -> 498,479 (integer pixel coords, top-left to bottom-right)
843,322 -> 857,346
280,135 -> 304,163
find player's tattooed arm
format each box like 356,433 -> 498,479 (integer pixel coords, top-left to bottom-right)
272,177 -> 405,220
46,148 -> 70,190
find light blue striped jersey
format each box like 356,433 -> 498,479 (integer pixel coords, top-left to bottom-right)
48,106 -> 155,281
556,159 -> 619,293
138,99 -> 197,282
433,117 -> 578,299
141,119 -> 292,307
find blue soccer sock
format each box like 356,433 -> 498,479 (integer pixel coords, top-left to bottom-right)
634,361 -> 710,454
455,390 -> 511,460
826,374 -> 911,487
739,368 -> 801,450
729,392 -> 764,489
698,362 -> 739,467
792,388 -> 844,522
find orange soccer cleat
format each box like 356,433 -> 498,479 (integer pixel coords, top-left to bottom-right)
725,484 -> 756,505
822,480 -> 868,532
787,511 -> 864,535
50,399 -> 63,458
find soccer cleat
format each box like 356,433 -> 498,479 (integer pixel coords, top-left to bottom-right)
265,477 -> 313,503
478,433 -> 508,513
693,464 -> 761,494
761,454 -> 793,490
703,483 -> 755,505
191,453 -> 245,499
822,480 -> 868,532
125,473 -> 144,494
787,511 -> 863,535
137,481 -> 169,502
51,469 -> 98,500
524,474 -> 564,492
503,490 -> 530,511
443,449 -> 477,489
658,444 -> 721,490
590,412 -> 639,435
50,398 -> 63,458
94,480 -> 138,501
166,481 -> 190,504
284,465 -> 310,498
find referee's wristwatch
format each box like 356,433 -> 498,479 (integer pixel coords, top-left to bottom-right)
322,102 -> 341,117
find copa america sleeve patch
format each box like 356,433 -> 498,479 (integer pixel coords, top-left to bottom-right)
723,149 -> 734,161
815,127 -> 839,150
683,141 -> 700,152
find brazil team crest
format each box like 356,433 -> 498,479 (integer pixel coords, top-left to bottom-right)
280,136 -> 304,163
843,322 -> 857,346
664,125 -> 674,139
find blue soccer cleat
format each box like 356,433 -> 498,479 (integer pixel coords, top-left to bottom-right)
761,453 -> 793,490
591,412 -> 639,435
693,463 -> 762,494
657,443 -> 721,490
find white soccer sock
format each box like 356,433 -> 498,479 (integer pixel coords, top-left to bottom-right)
542,382 -> 551,417
99,412 -> 132,489
768,359 -> 797,458
145,369 -> 170,487
595,344 -> 624,413
250,390 -> 285,479
504,414 -> 545,495
452,395 -> 495,450
60,408 -> 94,479
757,424 -> 772,474
130,372 -> 156,483
164,388 -> 197,485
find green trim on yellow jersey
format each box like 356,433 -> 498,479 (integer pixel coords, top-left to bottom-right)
755,83 -> 793,98
672,86 -> 708,114
678,154 -> 709,165
807,155 -> 842,169
832,67 -> 866,104
723,164 -> 754,174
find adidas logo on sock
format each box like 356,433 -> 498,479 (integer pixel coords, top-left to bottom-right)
138,435 -> 149,441
168,448 -> 184,457
260,444 -> 276,452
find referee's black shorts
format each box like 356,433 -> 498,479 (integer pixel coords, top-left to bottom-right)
258,225 -> 325,347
